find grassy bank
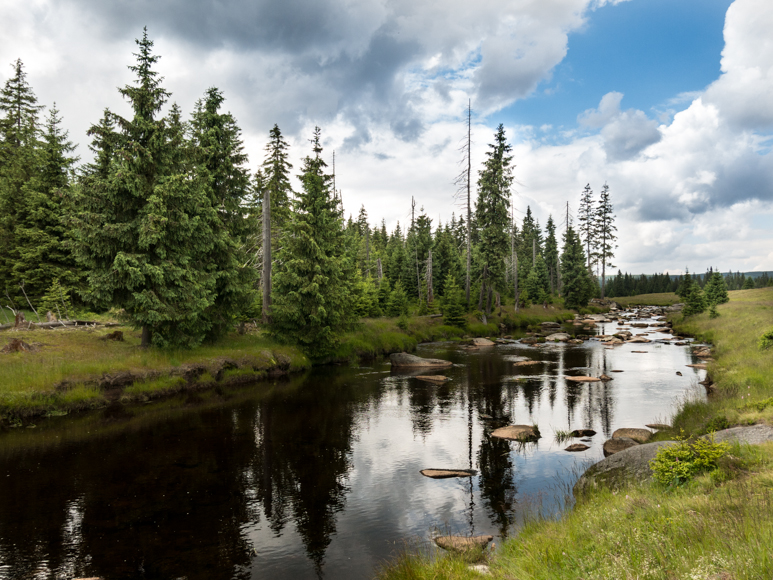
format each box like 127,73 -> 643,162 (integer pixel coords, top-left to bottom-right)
375,287 -> 773,579
671,287 -> 773,434
0,325 -> 310,421
613,292 -> 680,307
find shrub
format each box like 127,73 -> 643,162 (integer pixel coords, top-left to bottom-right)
650,434 -> 730,486
759,328 -> 773,351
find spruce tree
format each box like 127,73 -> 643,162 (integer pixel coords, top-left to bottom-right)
74,29 -> 218,347
543,215 -> 559,294
560,225 -> 593,309
704,270 -> 729,306
0,59 -> 43,298
270,127 -> 356,358
190,87 -> 255,339
441,274 -> 466,328
475,124 -> 513,315
525,254 -> 551,305
577,183 -> 597,272
386,280 -> 409,317
595,183 -> 617,299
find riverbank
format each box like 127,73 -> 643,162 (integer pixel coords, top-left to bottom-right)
0,304 -> 574,422
376,289 -> 773,579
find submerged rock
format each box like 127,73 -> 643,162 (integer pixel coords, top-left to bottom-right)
575,441 -> 678,498
491,425 -> 540,442
434,535 -> 493,553
471,337 -> 495,346
415,375 -> 450,383
540,321 -> 561,329
612,428 -> 653,443
420,468 -> 477,479
390,352 -> 453,368
571,429 -> 597,437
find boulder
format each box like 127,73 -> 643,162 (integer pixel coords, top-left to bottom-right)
390,352 -> 453,368
434,535 -> 493,553
545,333 -> 571,342
520,336 -> 543,345
603,437 -> 639,457
415,375 -> 450,383
599,374 -> 613,381
626,337 -> 651,343
491,425 -> 540,442
612,428 -> 652,443
630,323 -> 649,328
420,468 -> 477,479
514,360 -> 542,367
540,321 -> 561,328
565,443 -> 590,452
565,376 -> 601,382
710,425 -> 773,445
575,441 -> 678,498
568,339 -> 584,345
665,303 -> 684,312
471,337 -> 495,346
601,338 -> 624,346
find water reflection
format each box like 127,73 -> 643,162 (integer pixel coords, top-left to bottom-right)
0,317 -> 705,579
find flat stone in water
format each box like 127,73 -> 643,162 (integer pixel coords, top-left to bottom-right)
565,376 -> 601,382
491,425 -> 539,442
434,535 -> 493,553
571,429 -> 597,437
390,352 -> 453,368
420,469 -> 477,479
471,337 -> 495,346
565,443 -> 590,452
514,360 -> 542,366
611,369 -> 624,372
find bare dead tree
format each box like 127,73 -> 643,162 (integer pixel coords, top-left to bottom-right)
426,249 -> 434,304
453,99 -> 473,305
19,282 -> 41,323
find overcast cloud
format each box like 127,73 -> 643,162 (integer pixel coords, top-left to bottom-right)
0,0 -> 770,273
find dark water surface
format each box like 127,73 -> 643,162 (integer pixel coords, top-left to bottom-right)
0,316 -> 707,580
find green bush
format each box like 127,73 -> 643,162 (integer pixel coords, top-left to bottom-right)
759,328 -> 773,350
650,434 -> 730,486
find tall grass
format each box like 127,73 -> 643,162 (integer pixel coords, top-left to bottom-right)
614,292 -> 680,307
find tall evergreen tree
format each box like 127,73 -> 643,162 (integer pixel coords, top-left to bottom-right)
704,269 -> 729,306
190,87 -> 255,339
560,225 -> 593,309
74,29 -> 218,347
257,124 -> 293,323
270,127 -> 356,359
525,254 -> 551,305
595,183 -> 617,299
577,183 -> 597,273
0,59 -> 43,298
544,215 -> 559,294
475,124 -> 513,315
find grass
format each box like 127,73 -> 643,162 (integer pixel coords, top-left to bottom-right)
375,287 -> 773,580
671,287 -> 773,434
613,292 -> 680,307
0,325 -> 310,419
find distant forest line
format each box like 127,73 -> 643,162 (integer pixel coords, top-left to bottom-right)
604,270 -> 773,299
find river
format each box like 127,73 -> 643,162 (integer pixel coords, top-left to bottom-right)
0,310 -> 706,579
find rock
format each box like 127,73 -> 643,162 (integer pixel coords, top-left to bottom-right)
646,423 -> 671,431
471,337 -> 495,346
576,441 -> 678,497
545,332 -> 571,342
479,413 -> 493,420
710,425 -> 773,445
415,375 -> 450,383
568,339 -> 584,344
674,341 -> 688,346
693,347 -> 713,358
520,336 -> 543,345
565,376 -> 601,382
571,429 -> 597,437
434,535 -> 493,553
601,338 -> 624,346
514,360 -> 542,367
626,336 -> 651,343
540,321 -> 561,328
468,564 -> 491,575
676,371 -> 682,376
603,437 -> 640,457
599,374 -> 613,381
611,369 -> 624,373
665,303 -> 684,312
565,443 -> 590,452
631,351 -> 648,353
390,352 -> 453,368
491,425 -> 540,442
420,468 -> 477,479
612,428 -> 652,443
630,323 -> 649,328
686,363 -> 707,370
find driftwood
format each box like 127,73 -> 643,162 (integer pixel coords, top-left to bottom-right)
0,320 -> 122,332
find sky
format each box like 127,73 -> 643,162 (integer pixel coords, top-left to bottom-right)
1,0 -> 772,274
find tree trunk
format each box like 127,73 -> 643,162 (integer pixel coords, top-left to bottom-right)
262,187 -> 272,323
485,285 -> 493,316
465,100 -> 472,306
427,249 -> 434,303
513,252 -> 519,312
377,257 -> 383,281
141,324 -> 152,348
478,265 -> 487,311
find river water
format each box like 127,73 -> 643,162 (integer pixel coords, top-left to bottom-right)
0,312 -> 707,580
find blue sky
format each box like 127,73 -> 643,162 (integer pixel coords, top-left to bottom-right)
1,0 -> 771,273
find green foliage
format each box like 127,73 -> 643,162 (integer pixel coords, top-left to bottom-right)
759,328 -> 773,351
595,183 -> 617,298
709,303 -> 719,318
38,278 -> 73,319
650,435 -> 730,486
270,127 -> 356,359
560,225 -> 593,309
386,280 -> 409,317
743,277 -> 755,289
704,270 -> 729,305
441,274 -> 466,328
355,274 -> 382,318
525,253 -> 550,304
